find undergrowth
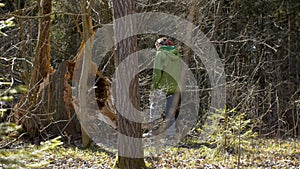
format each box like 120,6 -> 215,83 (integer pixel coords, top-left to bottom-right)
0,108 -> 299,168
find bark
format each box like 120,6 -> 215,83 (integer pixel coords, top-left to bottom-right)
13,1 -> 117,140
14,0 -> 54,137
112,0 -> 147,168
31,0 -> 53,86
35,62 -> 81,139
78,0 -> 94,148
73,0 -> 117,148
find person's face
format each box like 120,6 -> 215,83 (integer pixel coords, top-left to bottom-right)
155,43 -> 160,50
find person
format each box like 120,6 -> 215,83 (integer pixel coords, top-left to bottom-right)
149,37 -> 182,138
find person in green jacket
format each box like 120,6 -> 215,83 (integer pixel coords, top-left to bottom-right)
149,37 -> 182,137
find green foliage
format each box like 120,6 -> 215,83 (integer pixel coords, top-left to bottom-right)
0,78 -> 28,105
200,108 -> 257,157
6,137 -> 296,168
0,123 -> 21,140
8,85 -> 28,95
0,123 -> 63,168
0,81 -> 58,168
1,72 -> 60,168
0,96 -> 13,102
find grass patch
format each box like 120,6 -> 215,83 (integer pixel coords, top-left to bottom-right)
28,138 -> 299,168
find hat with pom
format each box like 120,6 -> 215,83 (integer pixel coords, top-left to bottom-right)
155,37 -> 174,46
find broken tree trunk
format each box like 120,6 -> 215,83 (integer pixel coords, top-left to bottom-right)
33,62 -> 81,139
14,0 -> 56,139
14,0 -> 117,142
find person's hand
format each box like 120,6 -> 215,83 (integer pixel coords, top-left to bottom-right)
149,92 -> 154,101
150,89 -> 160,101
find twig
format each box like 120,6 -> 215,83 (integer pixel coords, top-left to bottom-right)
0,133 -> 26,149
9,12 -> 89,19
211,39 -> 277,52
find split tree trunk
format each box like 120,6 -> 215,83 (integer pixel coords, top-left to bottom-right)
14,0 -> 54,137
78,0 -> 95,148
14,0 -> 117,142
14,0 -> 81,140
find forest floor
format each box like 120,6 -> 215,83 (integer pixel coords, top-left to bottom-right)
17,137 -> 300,169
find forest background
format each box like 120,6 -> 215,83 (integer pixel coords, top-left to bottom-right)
0,0 -> 299,168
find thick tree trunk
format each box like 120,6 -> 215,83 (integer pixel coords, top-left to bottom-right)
13,0 -> 82,140
111,0 -> 147,168
17,0 -> 98,145
35,62 -> 81,140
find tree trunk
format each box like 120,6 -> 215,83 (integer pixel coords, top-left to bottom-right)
31,0 -> 53,86
14,0 -> 54,137
13,0 -> 82,141
24,0 -> 100,146
111,0 -> 146,168
34,62 -> 81,140
78,0 -> 95,148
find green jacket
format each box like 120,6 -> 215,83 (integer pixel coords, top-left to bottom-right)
151,46 -> 183,94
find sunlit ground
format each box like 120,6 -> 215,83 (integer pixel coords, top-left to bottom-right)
36,138 -> 300,169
